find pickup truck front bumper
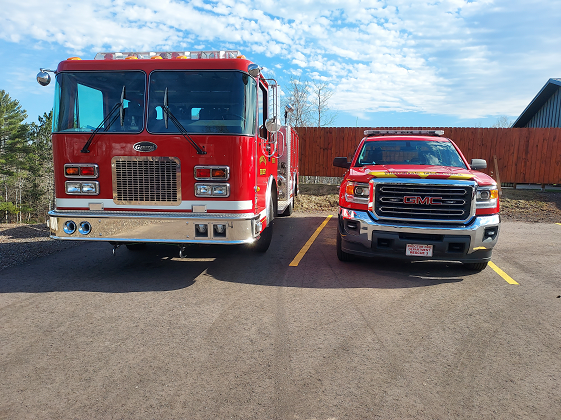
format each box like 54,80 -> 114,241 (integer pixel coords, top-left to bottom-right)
338,208 -> 500,263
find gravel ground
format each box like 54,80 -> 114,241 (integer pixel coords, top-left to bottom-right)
1,185 -> 560,271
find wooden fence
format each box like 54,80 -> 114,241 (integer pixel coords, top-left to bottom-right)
295,127 -> 561,185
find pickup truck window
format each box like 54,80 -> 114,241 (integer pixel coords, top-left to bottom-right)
355,140 -> 467,169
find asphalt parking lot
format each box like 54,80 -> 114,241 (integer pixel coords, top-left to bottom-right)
1,214 -> 560,419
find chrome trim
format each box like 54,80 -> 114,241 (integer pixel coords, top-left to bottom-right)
65,181 -> 100,195
48,210 -> 260,243
194,183 -> 230,197
370,178 -> 476,224
64,163 -> 99,178
193,165 -> 230,180
111,156 -> 181,205
340,208 -> 499,255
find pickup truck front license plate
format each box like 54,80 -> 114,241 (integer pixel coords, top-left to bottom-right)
406,244 -> 433,257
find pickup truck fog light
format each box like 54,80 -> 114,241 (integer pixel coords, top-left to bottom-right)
214,224 -> 226,234
63,220 -> 77,234
196,224 -> 208,233
484,227 -> 498,240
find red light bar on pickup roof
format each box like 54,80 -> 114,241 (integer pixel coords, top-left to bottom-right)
94,51 -> 243,60
364,130 -> 445,137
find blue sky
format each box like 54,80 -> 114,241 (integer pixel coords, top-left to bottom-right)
1,0 -> 560,128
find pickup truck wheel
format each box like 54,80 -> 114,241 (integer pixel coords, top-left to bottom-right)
464,261 -> 488,271
336,230 -> 354,262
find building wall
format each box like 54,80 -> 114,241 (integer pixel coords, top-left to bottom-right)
526,87 -> 561,128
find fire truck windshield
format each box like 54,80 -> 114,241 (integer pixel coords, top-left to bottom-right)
53,71 -> 145,133
147,70 -> 257,135
355,140 -> 467,168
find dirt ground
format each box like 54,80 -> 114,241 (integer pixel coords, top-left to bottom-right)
296,184 -> 561,223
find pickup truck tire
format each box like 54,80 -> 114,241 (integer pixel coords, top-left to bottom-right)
464,262 -> 488,272
336,230 -> 354,262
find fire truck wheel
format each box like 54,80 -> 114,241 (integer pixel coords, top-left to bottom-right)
463,261 -> 488,272
251,195 -> 275,252
125,243 -> 146,251
281,199 -> 293,216
336,230 -> 354,262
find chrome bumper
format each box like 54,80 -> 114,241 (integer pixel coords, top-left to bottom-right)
339,208 -> 500,262
48,210 -> 261,244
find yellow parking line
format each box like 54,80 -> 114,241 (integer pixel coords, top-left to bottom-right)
488,261 -> 519,285
289,215 -> 333,266
556,223 -> 561,226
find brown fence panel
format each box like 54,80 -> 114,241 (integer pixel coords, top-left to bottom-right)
295,127 -> 561,184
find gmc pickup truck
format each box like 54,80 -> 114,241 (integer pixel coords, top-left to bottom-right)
333,130 -> 500,271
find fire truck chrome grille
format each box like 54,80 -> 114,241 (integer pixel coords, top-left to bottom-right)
112,157 -> 181,205
374,183 -> 473,222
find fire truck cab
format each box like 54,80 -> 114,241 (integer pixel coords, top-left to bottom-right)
37,50 -> 299,254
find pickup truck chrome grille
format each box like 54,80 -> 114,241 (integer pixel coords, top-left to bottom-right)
373,182 -> 474,223
112,156 -> 181,205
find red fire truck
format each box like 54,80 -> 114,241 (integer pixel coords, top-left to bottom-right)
37,50 -> 299,256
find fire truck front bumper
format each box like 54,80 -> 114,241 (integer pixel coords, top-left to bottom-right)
47,210 -> 264,244
338,208 -> 500,263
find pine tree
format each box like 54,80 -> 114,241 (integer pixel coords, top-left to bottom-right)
0,89 -> 29,223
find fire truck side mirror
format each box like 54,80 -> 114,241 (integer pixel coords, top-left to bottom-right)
248,64 -> 261,78
265,117 -> 281,133
36,70 -> 52,86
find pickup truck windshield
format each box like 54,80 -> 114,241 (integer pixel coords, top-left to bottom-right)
355,140 -> 467,169
147,70 -> 257,135
53,71 -> 145,133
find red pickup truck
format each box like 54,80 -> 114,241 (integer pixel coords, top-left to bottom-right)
333,130 -> 500,271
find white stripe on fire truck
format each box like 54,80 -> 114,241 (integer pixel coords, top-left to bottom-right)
55,198 -> 253,211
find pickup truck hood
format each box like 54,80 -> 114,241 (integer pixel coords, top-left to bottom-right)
348,165 -> 496,186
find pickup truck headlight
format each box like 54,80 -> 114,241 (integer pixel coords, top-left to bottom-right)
475,186 -> 499,213
344,181 -> 369,204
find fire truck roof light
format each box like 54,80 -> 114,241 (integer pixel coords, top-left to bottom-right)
364,130 -> 445,137
94,50 -> 242,60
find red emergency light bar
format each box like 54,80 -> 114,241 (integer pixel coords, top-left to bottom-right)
364,130 -> 445,137
94,50 -> 243,60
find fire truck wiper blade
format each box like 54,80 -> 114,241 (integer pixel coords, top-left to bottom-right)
81,100 -> 123,154
162,104 -> 207,155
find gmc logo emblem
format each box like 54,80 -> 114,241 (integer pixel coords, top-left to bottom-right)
403,196 -> 442,205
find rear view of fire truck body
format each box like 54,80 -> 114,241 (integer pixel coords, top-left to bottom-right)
37,51 -> 299,253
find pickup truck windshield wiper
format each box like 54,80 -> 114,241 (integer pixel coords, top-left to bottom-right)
162,88 -> 207,155
81,86 -> 125,153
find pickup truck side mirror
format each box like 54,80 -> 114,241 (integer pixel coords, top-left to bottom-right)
333,157 -> 351,169
470,159 -> 487,170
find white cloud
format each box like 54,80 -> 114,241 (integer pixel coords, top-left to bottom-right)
1,0 -> 560,123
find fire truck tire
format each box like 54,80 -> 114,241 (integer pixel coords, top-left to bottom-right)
336,230 -> 354,262
463,261 -> 488,271
281,199 -> 293,216
251,195 -> 275,252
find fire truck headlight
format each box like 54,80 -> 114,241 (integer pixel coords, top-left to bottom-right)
66,182 -> 81,194
212,185 -> 229,196
65,181 -> 99,195
195,183 -> 230,197
195,184 -> 212,196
